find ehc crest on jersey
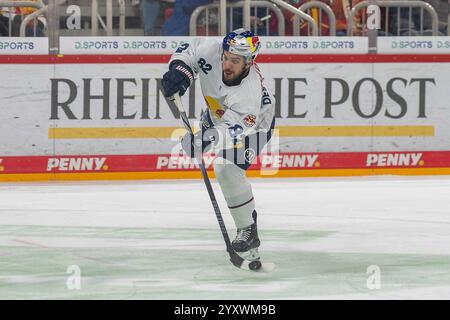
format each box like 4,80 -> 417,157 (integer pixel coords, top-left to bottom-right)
243,114 -> 256,127
244,148 -> 256,163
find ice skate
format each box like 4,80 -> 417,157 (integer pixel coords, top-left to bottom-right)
232,223 -> 260,253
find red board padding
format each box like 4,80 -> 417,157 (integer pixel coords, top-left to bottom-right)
0,151 -> 449,175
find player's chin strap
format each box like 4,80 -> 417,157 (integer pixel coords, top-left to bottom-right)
171,93 -> 245,269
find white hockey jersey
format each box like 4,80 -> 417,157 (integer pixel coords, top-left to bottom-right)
169,38 -> 275,150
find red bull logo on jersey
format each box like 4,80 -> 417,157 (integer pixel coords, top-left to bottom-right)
47,157 -> 107,171
366,153 -> 423,167
243,114 -> 256,127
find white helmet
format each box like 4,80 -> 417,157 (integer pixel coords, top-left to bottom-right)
222,28 -> 261,64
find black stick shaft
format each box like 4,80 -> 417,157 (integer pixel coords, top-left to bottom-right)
197,161 -> 233,247
172,94 -> 242,264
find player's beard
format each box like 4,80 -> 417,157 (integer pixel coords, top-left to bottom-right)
222,65 -> 250,86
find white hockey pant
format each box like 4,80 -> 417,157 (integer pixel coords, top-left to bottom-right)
213,158 -> 255,229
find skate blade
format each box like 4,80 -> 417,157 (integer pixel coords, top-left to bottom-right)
234,248 -> 275,272
236,248 -> 260,261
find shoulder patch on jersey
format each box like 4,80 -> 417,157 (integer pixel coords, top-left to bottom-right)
243,114 -> 257,127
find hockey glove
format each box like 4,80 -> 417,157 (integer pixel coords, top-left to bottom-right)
161,60 -> 194,97
181,126 -> 219,159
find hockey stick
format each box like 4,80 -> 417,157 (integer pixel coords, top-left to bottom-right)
171,93 -> 259,271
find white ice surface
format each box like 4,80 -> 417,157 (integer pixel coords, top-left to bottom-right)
0,176 -> 450,299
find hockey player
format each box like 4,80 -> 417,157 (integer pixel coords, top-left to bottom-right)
161,29 -> 275,262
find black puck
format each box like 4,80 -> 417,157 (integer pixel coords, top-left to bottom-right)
249,260 -> 262,271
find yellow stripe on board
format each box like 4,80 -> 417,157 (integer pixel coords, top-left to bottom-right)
2,167 -> 450,182
49,125 -> 435,139
48,127 -> 186,139
0,168 -> 450,182
276,125 -> 435,137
